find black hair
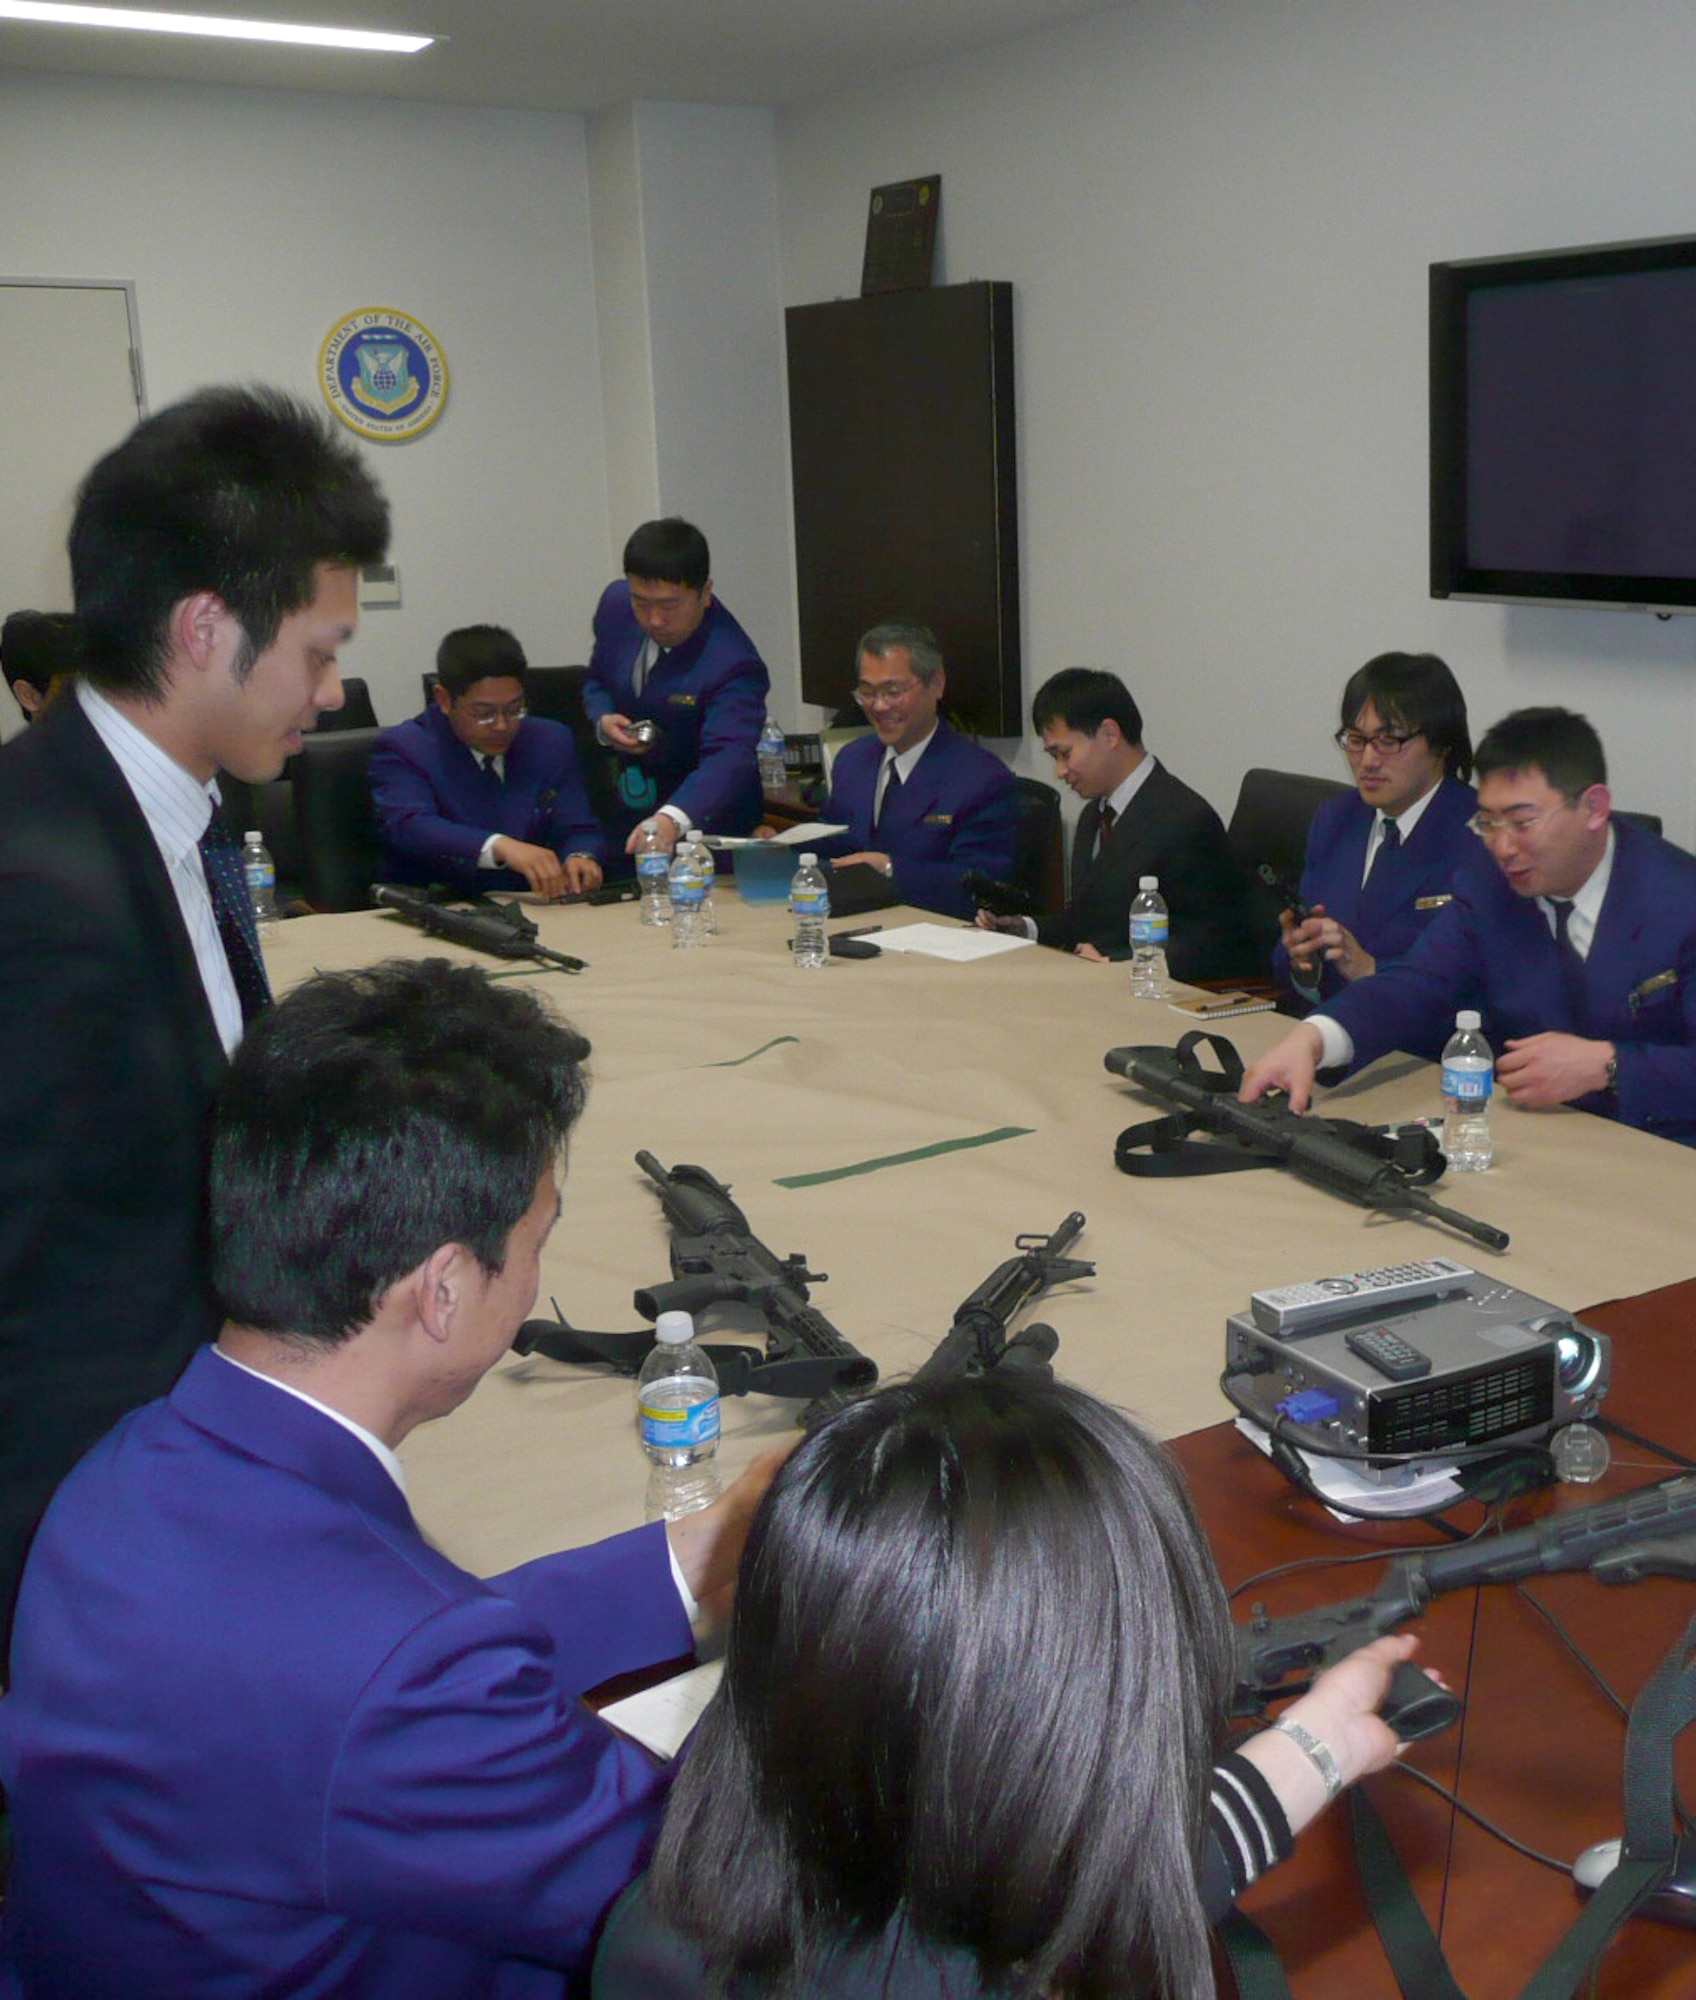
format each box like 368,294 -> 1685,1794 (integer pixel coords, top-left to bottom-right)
1,610 -> 81,709
1031,668 -> 1143,746
1338,652 -> 1473,782
435,624 -> 529,699
1474,706 -> 1607,795
210,959 -> 588,1344
650,1375 -> 1232,2000
69,384 -> 390,700
621,517 -> 711,590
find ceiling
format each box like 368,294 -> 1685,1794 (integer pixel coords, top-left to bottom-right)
0,0 -> 1121,115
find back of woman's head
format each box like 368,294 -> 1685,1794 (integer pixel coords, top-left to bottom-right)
651,1375 -> 1234,1999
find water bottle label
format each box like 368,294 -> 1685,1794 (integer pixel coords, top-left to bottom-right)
638,1396 -> 722,1450
790,889 -> 829,917
244,862 -> 275,891
1442,1062 -> 1492,1102
637,854 -> 669,884
1129,914 -> 1169,946
670,880 -> 706,909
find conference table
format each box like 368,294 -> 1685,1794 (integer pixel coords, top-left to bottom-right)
264,886 -> 1696,1999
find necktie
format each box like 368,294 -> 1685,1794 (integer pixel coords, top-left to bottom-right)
1365,815 -> 1399,884
1551,899 -> 1587,1023
1096,801 -> 1116,857
199,813 -> 272,1025
478,751 -> 504,782
875,760 -> 902,830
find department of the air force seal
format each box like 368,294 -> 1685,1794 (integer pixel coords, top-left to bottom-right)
319,309 -> 448,442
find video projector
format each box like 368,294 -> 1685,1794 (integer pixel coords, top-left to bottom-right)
1224,1257 -> 1610,1477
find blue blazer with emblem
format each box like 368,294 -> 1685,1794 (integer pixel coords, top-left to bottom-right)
370,703 -> 606,891
816,722 -> 1018,919
1324,814 -> 1696,1145
1272,774 -> 1478,1055
0,1347 -> 691,1997
584,582 -> 769,839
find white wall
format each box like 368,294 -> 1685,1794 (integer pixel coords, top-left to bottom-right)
0,71 -> 612,725
774,0 -> 1696,844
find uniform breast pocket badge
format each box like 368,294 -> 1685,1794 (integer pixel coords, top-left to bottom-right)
922,813 -> 954,826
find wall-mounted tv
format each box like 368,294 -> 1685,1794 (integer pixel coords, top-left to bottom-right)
1431,233 -> 1696,613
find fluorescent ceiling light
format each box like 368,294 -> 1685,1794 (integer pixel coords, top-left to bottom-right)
0,3 -> 434,52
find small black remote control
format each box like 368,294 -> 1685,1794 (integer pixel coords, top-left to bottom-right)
1344,1326 -> 1433,1382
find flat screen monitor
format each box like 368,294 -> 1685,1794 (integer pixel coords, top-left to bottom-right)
1430,234 -> 1696,612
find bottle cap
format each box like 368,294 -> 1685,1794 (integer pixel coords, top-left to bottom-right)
1456,1010 -> 1482,1031
654,1311 -> 694,1345
798,852 -> 818,866
1139,875 -> 1158,889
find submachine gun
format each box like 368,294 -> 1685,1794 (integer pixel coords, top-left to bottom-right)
1234,1470 -> 1696,1740
515,1153 -> 877,1405
372,884 -> 587,973
1105,1030 -> 1509,1254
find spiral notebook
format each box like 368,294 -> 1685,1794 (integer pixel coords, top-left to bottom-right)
1167,990 -> 1278,1021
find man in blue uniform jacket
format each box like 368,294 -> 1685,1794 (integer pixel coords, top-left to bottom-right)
584,517 -> 769,861
0,959 -> 781,1999
812,622 -> 1016,919
371,623 -> 606,897
1243,707 -> 1696,1147
1273,652 -> 1478,1059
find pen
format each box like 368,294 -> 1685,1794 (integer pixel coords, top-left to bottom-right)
839,925 -> 883,939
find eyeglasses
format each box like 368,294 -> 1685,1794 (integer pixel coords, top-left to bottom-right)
460,699 -> 527,726
1467,798 -> 1578,842
854,680 -> 925,711
1335,727 -> 1421,758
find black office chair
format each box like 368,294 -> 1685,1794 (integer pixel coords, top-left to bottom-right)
292,727 -> 383,914
1226,766 -> 1353,943
1011,775 -> 1064,910
324,675 -> 377,732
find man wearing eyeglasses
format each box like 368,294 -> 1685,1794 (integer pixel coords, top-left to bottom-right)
810,622 -> 1017,918
371,624 -> 606,898
1244,707 -> 1696,1145
1271,653 -> 1477,1057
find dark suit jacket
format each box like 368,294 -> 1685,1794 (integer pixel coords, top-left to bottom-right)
584,583 -> 769,840
1271,775 -> 1478,1056
1037,760 -> 1258,982
816,723 -> 1018,919
1325,815 -> 1696,1144
0,1348 -> 691,1996
369,704 -> 607,891
0,694 -> 226,1660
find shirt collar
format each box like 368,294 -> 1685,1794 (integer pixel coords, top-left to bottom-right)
1539,823 -> 1616,934
883,724 -> 939,784
211,1344 -> 408,1495
1103,752 -> 1157,823
78,680 -> 216,862
1381,778 -> 1441,844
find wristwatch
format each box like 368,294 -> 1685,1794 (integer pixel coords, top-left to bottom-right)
1604,1047 -> 1619,1093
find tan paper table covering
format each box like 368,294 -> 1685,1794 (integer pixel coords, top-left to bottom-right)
263,892 -> 1696,1575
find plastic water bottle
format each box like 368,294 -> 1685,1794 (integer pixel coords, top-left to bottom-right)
636,1311 -> 722,1522
668,839 -> 708,949
1129,876 -> 1169,999
689,830 -> 718,939
636,819 -> 671,927
757,715 -> 788,794
243,830 -> 278,931
790,852 -> 829,967
1440,1009 -> 1494,1171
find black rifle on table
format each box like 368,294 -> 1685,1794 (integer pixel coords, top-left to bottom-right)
1105,1030 -> 1509,1253
800,1211 -> 1096,1430
372,884 -> 586,973
962,869 -> 1043,919
1234,1469 -> 1696,1741
514,1152 -> 877,1405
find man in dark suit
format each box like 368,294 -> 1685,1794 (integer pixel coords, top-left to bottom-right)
584,516 -> 769,859
979,668 -> 1257,982
813,622 -> 1017,919
0,385 -> 389,1663
0,959 -> 779,1994
1272,651 -> 1478,1059
370,623 -> 606,896
1243,707 -> 1696,1146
